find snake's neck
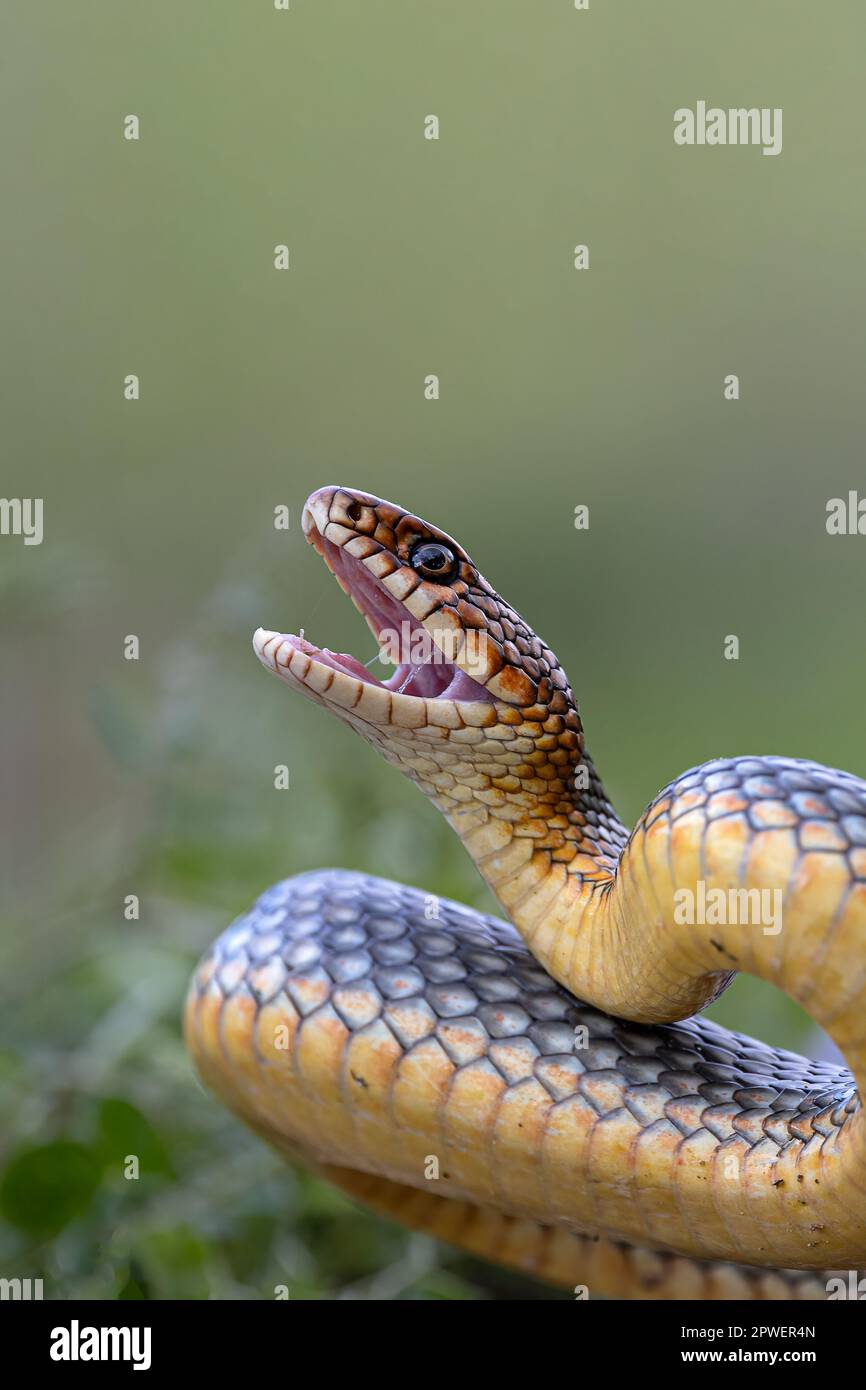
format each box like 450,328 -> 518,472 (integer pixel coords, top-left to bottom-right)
375,696 -> 629,954
450,748 -> 623,939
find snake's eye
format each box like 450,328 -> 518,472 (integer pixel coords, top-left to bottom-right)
410,541 -> 459,584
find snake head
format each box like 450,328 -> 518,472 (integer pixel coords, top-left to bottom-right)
253,484 -> 587,820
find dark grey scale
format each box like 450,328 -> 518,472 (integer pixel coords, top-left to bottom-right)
373,965 -> 426,999
476,1002 -> 531,1038
420,957 -> 467,984
742,776 -> 782,799
324,950 -> 373,984
414,929 -> 458,956
581,1041 -> 625,1071
570,1006 -> 618,1038
249,931 -> 292,962
218,920 -> 253,955
472,973 -> 522,1003
464,948 -> 509,974
703,772 -> 742,794
657,1071 -> 700,1099
698,1084 -> 739,1106
733,1086 -> 778,1109
528,1020 -> 578,1054
365,915 -> 406,940
670,773 -> 706,796
658,1044 -> 704,1070
195,869 -> 858,1153
283,938 -> 322,970
369,934 -> 417,967
829,787 -> 866,814
734,760 -> 772,778
525,992 -> 571,1022
777,768 -> 830,793
619,1056 -> 668,1085
326,900 -> 364,923
365,894 -> 405,915
843,817 -> 866,845
514,961 -> 561,995
324,920 -> 368,950
426,983 -> 480,1019
772,1089 -> 812,1110
696,1045 -> 738,1066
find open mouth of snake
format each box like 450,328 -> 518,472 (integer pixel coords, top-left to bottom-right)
253,521 -> 495,709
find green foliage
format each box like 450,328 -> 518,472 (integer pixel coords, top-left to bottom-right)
1,1142 -> 101,1237
94,1099 -> 174,1181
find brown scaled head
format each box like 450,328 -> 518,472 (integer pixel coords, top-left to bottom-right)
253,485 -> 585,810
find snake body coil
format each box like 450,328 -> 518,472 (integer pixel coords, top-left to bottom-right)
185,486 -> 866,1299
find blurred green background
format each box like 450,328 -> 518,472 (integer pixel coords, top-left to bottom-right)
1,1 -> 865,1299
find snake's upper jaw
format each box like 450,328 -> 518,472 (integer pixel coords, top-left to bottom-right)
252,489 -> 506,730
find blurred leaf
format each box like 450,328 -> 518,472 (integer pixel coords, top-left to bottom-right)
94,1098 -> 174,1181
135,1225 -> 211,1300
0,1141 -> 101,1236
407,1270 -> 479,1300
116,1260 -> 149,1300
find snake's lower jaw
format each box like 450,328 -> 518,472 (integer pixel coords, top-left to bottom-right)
252,624 -> 506,751
253,626 -> 390,723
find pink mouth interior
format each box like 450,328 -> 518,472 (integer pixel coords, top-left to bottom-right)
287,534 -> 494,702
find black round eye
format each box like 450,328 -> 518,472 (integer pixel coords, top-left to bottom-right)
410,541 -> 459,583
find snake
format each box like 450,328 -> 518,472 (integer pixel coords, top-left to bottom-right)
184,484 -> 866,1300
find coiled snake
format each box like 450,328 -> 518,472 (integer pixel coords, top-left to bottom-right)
185,485 -> 866,1299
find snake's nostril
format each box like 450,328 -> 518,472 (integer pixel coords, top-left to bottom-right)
346,500 -> 362,523
302,486 -> 337,539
